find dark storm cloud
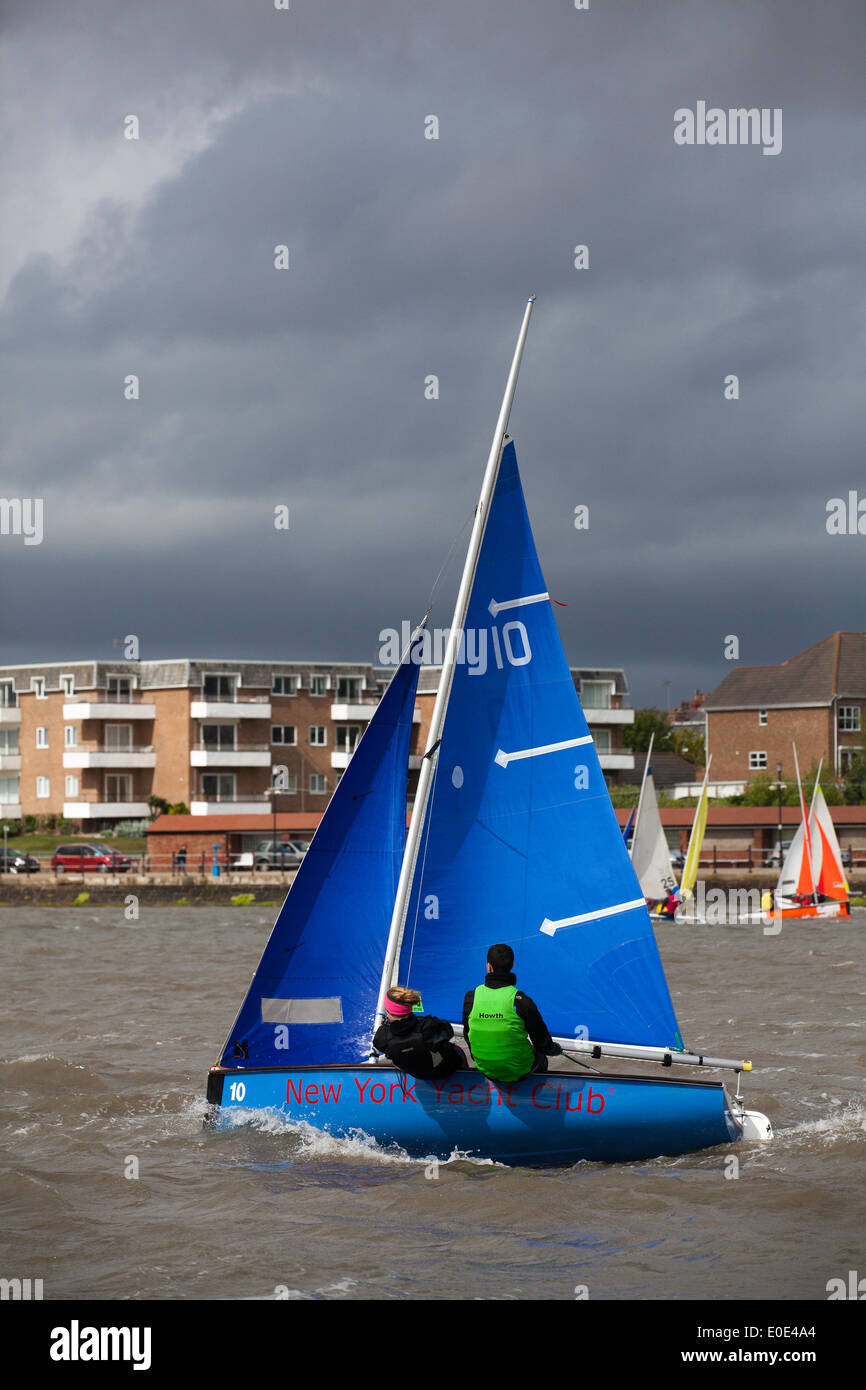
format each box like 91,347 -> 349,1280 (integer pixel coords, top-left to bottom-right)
2,0 -> 864,703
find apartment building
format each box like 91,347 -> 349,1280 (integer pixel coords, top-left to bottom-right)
0,659 -> 401,828
705,631 -> 866,788
0,655 -> 635,829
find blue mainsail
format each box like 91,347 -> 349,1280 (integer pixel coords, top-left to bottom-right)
219,650 -> 420,1069
400,442 -> 683,1048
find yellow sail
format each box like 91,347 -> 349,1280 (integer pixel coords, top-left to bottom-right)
680,756 -> 712,900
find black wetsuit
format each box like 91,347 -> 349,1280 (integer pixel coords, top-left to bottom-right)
372,1014 -> 465,1082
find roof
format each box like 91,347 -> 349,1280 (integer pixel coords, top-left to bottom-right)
147,812 -> 324,835
705,632 -> 866,710
632,752 -> 701,789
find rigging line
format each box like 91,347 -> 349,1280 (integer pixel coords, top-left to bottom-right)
403,746 -> 441,990
423,510 -> 473,619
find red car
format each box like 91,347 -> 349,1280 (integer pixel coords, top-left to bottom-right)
52,843 -> 131,873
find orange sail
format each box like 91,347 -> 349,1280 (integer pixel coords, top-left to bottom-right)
810,787 -> 849,902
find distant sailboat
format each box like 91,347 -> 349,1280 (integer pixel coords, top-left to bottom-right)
630,734 -> 678,916
766,748 -> 851,921
205,299 -> 771,1162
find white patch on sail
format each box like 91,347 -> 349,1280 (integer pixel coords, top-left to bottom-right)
539,898 -> 647,936
261,998 -> 343,1024
494,734 -> 592,768
488,591 -> 549,617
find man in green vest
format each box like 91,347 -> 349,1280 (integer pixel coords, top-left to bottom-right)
462,943 -> 562,1084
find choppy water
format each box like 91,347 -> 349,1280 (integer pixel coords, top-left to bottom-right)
1,906 -> 863,1301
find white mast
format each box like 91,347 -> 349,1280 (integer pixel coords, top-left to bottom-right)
372,296 -> 537,1032
792,742 -> 818,905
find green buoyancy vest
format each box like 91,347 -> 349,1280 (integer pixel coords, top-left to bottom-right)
468,984 -> 535,1082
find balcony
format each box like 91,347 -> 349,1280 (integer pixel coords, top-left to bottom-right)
597,754 -> 635,771
331,702 -> 420,723
583,707 -> 634,725
191,744 -> 271,768
63,700 -> 156,720
330,749 -> 359,770
190,699 -> 272,720
190,795 -> 274,816
0,802 -> 22,817
0,754 -> 22,772
0,706 -> 22,725
63,746 -> 156,769
64,800 -> 152,819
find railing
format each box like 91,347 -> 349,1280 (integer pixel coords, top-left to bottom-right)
192,743 -> 269,752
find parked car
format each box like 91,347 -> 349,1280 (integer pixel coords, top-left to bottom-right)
0,849 -> 41,874
52,844 -> 131,873
238,839 -> 309,871
763,841 -> 793,868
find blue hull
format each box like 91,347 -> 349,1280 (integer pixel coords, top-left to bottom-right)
206,1066 -> 741,1165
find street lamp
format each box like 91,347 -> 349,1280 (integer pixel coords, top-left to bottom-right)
265,784 -> 279,871
775,761 -> 784,866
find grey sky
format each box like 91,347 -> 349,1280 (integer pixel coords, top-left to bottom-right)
2,0 -> 864,706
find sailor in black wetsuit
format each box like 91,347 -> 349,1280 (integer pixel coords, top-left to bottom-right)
372,986 -> 467,1082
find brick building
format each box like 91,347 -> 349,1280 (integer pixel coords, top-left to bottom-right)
704,632 -> 866,788
0,659 -> 403,829
0,655 -> 636,830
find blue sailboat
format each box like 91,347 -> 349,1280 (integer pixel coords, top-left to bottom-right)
206,299 -> 772,1163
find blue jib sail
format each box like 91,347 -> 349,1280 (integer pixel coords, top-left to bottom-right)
400,442 -> 683,1049
218,649 -> 420,1069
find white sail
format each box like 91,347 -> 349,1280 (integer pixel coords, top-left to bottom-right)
631,764 -> 677,900
810,787 -> 849,902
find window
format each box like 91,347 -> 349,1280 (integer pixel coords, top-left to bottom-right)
0,775 -> 20,801
271,726 -> 296,745
31,677 -> 46,699
271,769 -> 298,793
36,776 -> 50,798
309,726 -> 326,746
202,724 -> 235,751
65,776 -> 79,797
310,676 -> 327,697
309,773 -> 327,794
749,751 -> 767,769
758,710 -> 767,726
105,774 -> 133,802
336,677 -> 361,702
0,728 -> 19,754
840,748 -> 859,772
272,675 -> 298,697
61,675 -> 75,696
105,725 -> 133,751
839,706 -> 861,732
336,726 -> 360,754
203,674 -> 236,701
593,728 -> 611,755
106,676 -> 133,702
36,727 -> 49,748
64,726 -> 78,747
580,681 -> 613,709
0,682 -> 16,709
201,773 -> 235,800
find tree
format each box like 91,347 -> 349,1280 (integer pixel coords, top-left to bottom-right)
671,727 -> 706,766
623,708 -> 674,753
